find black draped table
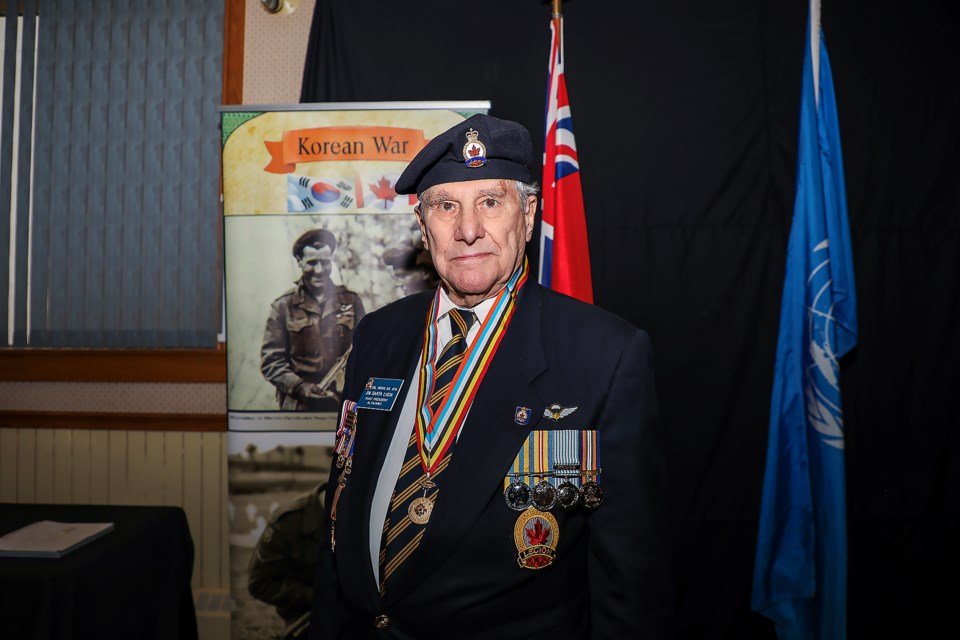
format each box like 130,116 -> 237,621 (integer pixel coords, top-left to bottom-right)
0,503 -> 198,640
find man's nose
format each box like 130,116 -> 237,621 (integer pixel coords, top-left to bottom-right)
453,206 -> 485,243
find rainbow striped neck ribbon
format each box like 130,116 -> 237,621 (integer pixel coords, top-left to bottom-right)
414,259 -> 529,476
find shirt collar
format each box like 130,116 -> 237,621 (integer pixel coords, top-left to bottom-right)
437,287 -> 496,327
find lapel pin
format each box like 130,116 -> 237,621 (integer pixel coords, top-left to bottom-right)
543,403 -> 578,422
514,406 -> 531,425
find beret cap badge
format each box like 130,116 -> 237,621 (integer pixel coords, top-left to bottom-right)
462,128 -> 487,168
393,114 -> 532,195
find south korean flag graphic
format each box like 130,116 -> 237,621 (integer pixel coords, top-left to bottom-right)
287,174 -> 357,212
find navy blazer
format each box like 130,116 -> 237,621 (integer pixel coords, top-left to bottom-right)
312,283 -> 672,640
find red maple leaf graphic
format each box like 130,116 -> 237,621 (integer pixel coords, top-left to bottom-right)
525,519 -> 550,545
467,144 -> 481,158
369,177 -> 397,202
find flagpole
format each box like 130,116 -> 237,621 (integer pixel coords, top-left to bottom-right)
552,0 -> 561,18
811,0 -> 821,99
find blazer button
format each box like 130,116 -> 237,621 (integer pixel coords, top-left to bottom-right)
374,614 -> 391,630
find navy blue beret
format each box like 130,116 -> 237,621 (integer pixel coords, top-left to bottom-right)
394,114 -> 534,196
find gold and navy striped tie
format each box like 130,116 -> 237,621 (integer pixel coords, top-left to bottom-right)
428,309 -> 476,415
379,308 -> 475,595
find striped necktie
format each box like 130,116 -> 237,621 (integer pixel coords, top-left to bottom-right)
429,309 -> 476,415
379,308 -> 475,594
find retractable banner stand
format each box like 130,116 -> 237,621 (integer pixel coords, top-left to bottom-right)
220,102 -> 487,640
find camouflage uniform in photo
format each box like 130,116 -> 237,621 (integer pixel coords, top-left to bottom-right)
247,483 -> 327,639
261,279 -> 364,411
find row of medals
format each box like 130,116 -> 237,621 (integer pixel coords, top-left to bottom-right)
504,464 -> 603,513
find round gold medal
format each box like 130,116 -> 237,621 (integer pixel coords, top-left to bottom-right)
408,496 -> 433,525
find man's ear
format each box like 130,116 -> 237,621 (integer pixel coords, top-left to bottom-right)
415,206 -> 429,249
524,195 -> 538,241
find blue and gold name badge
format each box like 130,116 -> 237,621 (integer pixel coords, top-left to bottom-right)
356,377 -> 404,411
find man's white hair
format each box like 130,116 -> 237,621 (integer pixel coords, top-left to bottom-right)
514,180 -> 540,214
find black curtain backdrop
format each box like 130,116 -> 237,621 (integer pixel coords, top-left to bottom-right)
300,1 -> 960,637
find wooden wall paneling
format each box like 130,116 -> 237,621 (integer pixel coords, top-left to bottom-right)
200,431 -> 224,587
127,430 -> 147,504
53,429 -> 73,503
219,433 -> 230,588
71,430 -> 92,504
222,0 -> 245,105
0,411 -> 227,432
145,431 -> 165,505
164,431 -> 184,506
182,431 -> 204,586
34,429 -> 54,503
90,430 -> 110,503
0,349 -> 227,382
16,429 -> 36,501
0,429 -> 18,501
108,431 -> 127,504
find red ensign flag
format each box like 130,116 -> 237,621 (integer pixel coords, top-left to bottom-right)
538,15 -> 593,303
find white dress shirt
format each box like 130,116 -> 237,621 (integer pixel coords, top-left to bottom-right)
367,289 -> 495,580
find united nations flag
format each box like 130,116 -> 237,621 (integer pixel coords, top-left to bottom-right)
751,7 -> 858,640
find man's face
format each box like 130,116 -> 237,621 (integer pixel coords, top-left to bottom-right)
415,179 -> 536,307
298,244 -> 334,297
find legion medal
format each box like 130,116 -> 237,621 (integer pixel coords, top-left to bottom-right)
462,128 -> 487,168
555,481 -> 582,512
504,476 -> 533,511
531,479 -> 558,511
514,507 -> 560,570
580,480 -> 604,510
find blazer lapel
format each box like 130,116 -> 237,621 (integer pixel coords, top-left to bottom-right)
341,298 -> 429,609
382,284 -> 549,602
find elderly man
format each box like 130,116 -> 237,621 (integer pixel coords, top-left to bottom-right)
262,228 -> 365,412
313,114 -> 671,639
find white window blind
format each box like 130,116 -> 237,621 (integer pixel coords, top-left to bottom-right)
2,0 -> 223,347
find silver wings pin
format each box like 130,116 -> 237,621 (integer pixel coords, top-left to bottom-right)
543,403 -> 578,421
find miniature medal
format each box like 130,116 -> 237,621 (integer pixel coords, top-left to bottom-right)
580,480 -> 604,510
330,401 -> 358,551
334,401 -> 358,469
531,479 -> 558,511
555,480 -> 582,512
504,476 -> 533,511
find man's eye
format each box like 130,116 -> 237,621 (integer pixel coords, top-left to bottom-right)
440,202 -> 457,212
483,198 -> 499,208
